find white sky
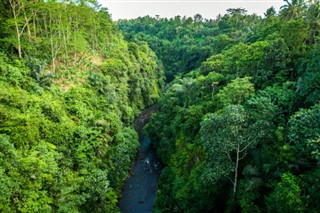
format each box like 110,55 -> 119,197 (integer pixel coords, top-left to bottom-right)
99,0 -> 285,20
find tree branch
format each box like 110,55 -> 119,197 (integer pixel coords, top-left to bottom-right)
239,140 -> 254,153
227,152 -> 233,163
239,149 -> 248,160
225,175 -> 234,185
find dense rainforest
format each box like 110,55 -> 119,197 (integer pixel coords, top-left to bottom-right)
1,0 -> 320,212
0,0 -> 164,212
119,0 -> 320,212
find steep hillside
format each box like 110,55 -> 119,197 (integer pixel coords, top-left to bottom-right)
0,0 -> 163,212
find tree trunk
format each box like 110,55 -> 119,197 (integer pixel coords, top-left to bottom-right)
16,25 -> 22,58
32,11 -> 37,38
10,0 -> 22,58
24,12 -> 32,42
52,56 -> 56,72
233,145 -> 240,198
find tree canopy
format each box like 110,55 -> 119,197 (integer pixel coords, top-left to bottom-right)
140,1 -> 320,212
1,0 -> 320,212
0,0 -> 163,212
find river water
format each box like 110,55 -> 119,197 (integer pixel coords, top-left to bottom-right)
119,106 -> 161,213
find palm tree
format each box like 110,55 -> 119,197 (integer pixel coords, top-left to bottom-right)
226,8 -> 248,29
280,0 -> 306,21
305,1 -> 320,45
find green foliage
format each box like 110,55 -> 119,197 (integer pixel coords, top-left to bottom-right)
109,127 -> 139,190
0,1 -> 164,212
201,104 -> 273,201
0,52 -> 31,87
2,0 -> 320,212
201,105 -> 248,182
118,11 -> 261,80
143,1 -> 320,212
216,77 -> 254,106
289,103 -> 320,164
296,44 -> 320,107
237,174 -> 262,213
266,173 -> 304,213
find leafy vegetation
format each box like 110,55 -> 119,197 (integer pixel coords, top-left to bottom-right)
1,0 -> 320,212
119,0 -> 320,212
0,0 -> 163,212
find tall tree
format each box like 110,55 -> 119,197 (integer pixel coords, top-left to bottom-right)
8,0 -> 30,58
305,0 -> 320,45
201,105 -> 270,198
280,0 -> 306,21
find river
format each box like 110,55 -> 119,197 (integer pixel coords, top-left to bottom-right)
119,106 -> 162,213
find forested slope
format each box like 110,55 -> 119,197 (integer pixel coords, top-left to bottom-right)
0,0 -> 163,212
120,1 -> 320,212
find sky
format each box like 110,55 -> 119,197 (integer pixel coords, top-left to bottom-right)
99,0 -> 285,20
